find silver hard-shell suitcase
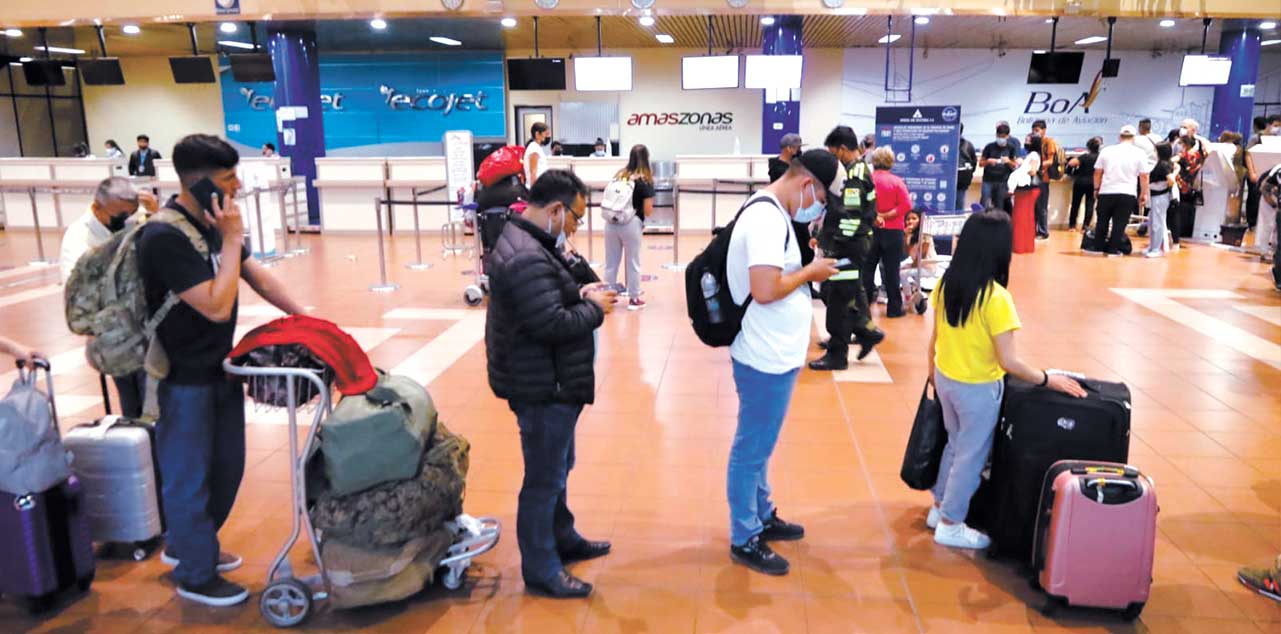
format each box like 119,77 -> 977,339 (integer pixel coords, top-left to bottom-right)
63,415 -> 164,560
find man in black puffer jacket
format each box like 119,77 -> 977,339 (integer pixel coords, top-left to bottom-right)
485,169 -> 618,599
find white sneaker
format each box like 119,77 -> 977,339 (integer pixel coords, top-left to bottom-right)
934,522 -> 992,550
926,506 -> 941,530
1143,251 -> 1163,258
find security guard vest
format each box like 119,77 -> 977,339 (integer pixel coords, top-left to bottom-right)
818,161 -> 877,254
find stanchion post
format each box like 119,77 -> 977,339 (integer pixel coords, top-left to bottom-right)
28,187 -> 55,266
406,187 -> 431,270
711,179 -> 718,231
252,189 -> 277,267
662,182 -> 686,271
275,185 -> 292,257
369,198 -> 399,292
586,188 -> 600,268
288,179 -> 309,255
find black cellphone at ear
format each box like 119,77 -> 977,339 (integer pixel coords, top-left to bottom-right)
190,177 -> 224,215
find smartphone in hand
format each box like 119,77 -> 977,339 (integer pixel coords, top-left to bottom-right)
190,177 -> 224,215
834,258 -> 855,269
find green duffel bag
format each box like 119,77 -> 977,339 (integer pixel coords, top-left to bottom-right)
321,373 -> 438,497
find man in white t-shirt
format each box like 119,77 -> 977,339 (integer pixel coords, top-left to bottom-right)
523,122 -> 551,184
59,176 -> 157,417
1091,125 -> 1151,255
724,149 -> 840,576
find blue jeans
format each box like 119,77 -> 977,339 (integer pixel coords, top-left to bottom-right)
510,401 -> 585,584
155,379 -> 246,586
930,370 -> 1003,524
728,359 -> 799,546
1147,192 -> 1171,254
981,181 -> 1009,212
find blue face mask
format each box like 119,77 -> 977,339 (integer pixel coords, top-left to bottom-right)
547,208 -> 568,249
794,184 -> 825,224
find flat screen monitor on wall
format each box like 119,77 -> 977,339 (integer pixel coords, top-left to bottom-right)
229,54 -> 275,82
1179,55 -> 1232,86
507,58 -> 567,90
1026,52 -> 1085,84
682,55 -> 740,90
22,60 -> 66,87
574,56 -> 633,92
79,58 -> 125,85
169,56 -> 216,84
744,55 -> 802,89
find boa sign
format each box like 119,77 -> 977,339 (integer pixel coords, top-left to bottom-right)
841,49 -> 1214,149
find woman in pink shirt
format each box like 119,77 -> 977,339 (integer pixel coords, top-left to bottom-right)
865,147 -> 912,317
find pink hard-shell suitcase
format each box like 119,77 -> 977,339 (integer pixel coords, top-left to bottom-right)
1032,461 -> 1157,621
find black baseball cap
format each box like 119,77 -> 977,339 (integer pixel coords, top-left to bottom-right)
795,149 -> 840,192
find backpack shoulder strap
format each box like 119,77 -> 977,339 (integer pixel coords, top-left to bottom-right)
149,208 -> 211,259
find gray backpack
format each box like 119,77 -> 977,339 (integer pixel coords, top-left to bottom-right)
0,362 -> 71,495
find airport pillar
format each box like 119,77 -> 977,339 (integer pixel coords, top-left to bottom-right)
760,16 -> 802,155
268,28 -> 325,226
1209,20 -> 1262,140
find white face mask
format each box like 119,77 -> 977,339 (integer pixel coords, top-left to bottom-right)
1180,127 -> 1190,138
546,205 -> 569,248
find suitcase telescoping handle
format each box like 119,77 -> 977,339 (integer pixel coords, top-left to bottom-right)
15,358 -> 58,437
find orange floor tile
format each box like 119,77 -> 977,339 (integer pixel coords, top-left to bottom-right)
0,225 -> 1278,634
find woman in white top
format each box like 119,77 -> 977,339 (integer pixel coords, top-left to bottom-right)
523,122 -> 551,184
104,139 -> 124,159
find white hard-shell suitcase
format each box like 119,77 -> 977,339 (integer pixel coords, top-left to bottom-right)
62,415 -> 164,560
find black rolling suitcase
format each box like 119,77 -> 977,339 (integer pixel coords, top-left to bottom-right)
967,376 -> 1131,562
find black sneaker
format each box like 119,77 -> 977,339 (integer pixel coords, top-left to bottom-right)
856,330 -> 885,361
176,575 -> 250,607
759,511 -> 805,542
525,571 -> 593,599
808,355 -> 848,371
730,536 -> 790,576
559,539 -> 612,565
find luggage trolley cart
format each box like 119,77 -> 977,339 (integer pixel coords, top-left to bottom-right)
906,211 -> 970,315
463,203 -> 512,307
221,359 -> 501,628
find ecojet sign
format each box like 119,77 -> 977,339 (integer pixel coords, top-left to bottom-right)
626,110 -> 735,131
378,84 -> 489,115
240,87 -> 346,111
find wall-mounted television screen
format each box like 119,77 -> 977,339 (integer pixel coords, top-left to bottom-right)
682,55 -> 740,90
79,58 -> 125,85
1179,55 -> 1232,86
22,60 -> 66,87
1027,51 -> 1085,84
507,58 -> 567,90
744,55 -> 802,89
574,56 -> 632,92
229,54 -> 275,82
169,56 -> 215,84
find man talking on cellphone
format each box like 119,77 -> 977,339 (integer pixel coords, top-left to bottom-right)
137,134 -> 305,606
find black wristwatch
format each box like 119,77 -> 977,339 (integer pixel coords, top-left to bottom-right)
1039,370 -> 1049,387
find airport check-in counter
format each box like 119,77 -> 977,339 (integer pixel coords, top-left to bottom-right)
385,157 -> 448,232
0,158 -> 122,229
675,154 -> 769,232
314,158 -> 388,232
966,165 -> 1077,227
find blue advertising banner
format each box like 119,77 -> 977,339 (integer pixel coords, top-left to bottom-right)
874,105 -> 962,212
220,52 -> 506,155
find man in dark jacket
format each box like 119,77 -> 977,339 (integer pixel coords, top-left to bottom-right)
485,169 -> 617,599
956,124 -> 977,209
128,134 -> 161,177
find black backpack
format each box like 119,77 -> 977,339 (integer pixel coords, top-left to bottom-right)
686,197 -> 788,347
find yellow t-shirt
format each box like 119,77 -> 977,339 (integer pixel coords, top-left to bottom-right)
932,282 -> 1022,384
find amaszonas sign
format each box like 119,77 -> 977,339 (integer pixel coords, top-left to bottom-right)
626,111 -> 735,131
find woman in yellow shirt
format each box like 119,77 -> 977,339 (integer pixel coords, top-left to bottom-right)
925,211 -> 1085,550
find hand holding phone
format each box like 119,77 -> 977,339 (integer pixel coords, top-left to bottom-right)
193,178 -> 242,240
833,258 -> 853,269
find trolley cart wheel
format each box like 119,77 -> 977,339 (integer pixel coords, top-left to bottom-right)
464,285 -> 484,307
1040,595 -> 1066,617
132,545 -> 148,562
915,297 -> 928,315
260,578 -> 312,628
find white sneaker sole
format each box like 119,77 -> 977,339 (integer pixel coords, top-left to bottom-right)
176,585 -> 249,607
161,552 -> 243,573
933,527 -> 991,550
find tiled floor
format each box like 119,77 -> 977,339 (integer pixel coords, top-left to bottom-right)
0,225 -> 1278,633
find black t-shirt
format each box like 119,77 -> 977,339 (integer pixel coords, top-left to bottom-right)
1069,152 -> 1099,186
981,141 -> 1020,182
138,198 -> 250,384
631,178 -> 655,221
1150,161 -> 1172,192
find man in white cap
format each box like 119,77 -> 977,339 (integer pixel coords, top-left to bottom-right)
1090,125 -> 1150,255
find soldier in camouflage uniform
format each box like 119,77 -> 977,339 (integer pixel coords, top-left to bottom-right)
810,126 -> 886,371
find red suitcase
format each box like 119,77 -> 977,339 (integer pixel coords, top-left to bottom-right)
0,360 -> 96,613
1032,461 -> 1157,621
